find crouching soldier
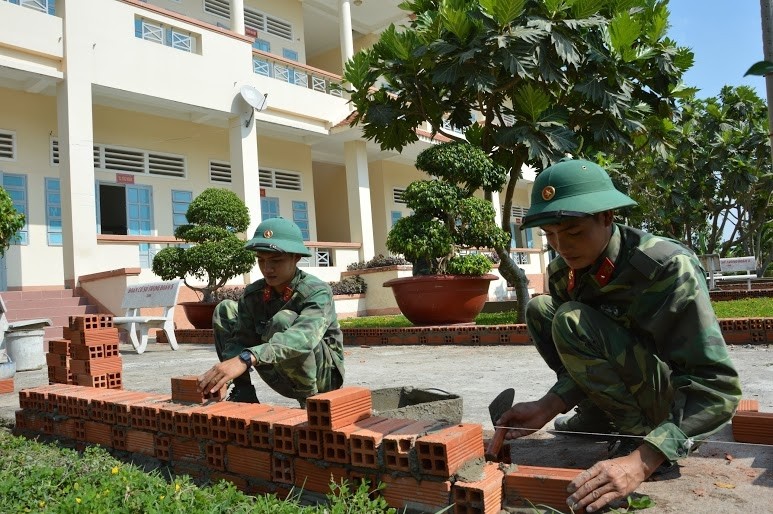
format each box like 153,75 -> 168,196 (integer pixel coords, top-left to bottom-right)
198,217 -> 344,406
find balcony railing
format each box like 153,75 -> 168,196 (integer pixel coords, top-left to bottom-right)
252,50 -> 344,98
3,0 -> 54,15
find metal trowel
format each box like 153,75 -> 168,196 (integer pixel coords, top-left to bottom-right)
485,387 -> 515,461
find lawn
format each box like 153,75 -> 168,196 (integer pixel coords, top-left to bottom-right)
339,297 -> 772,329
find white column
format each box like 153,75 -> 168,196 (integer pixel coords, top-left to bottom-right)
344,140 -> 375,261
230,0 -> 245,34
339,0 -> 355,67
491,190 -> 503,229
229,113 -> 261,282
57,0 -> 98,289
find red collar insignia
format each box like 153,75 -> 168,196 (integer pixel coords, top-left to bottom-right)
567,269 -> 575,292
594,257 -> 615,287
262,285 -> 272,302
282,286 -> 293,302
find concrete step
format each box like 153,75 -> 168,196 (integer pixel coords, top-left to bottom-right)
1,289 -> 101,343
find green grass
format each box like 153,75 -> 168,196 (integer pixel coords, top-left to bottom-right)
339,298 -> 772,329
0,427 -> 394,513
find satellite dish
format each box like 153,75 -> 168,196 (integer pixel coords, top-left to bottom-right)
240,85 -> 268,127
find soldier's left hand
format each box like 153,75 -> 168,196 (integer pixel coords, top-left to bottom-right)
197,357 -> 249,395
566,444 -> 664,512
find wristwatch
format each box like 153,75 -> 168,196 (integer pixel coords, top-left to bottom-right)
238,350 -> 254,370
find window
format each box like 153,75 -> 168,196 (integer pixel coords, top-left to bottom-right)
97,184 -> 154,267
243,6 -> 293,41
209,160 -> 231,183
292,201 -> 309,240
260,196 -> 279,221
1,173 -> 27,244
45,178 -> 62,246
391,210 -> 403,227
134,17 -> 196,53
0,130 -> 16,161
253,39 -> 270,52
259,169 -> 302,191
171,190 -> 192,232
393,188 -> 407,204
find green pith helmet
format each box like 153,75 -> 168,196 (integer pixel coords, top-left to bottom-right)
521,158 -> 637,229
244,217 -> 311,256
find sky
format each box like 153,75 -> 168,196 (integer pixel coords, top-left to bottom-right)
667,1 -> 766,99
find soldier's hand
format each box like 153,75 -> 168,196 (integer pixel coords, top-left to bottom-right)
498,393 -> 564,440
197,357 -> 249,395
566,444 -> 665,512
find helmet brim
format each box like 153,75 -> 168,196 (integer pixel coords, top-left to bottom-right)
244,239 -> 312,256
521,190 -> 636,229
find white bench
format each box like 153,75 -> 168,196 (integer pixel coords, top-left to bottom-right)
716,256 -> 757,291
113,280 -> 182,354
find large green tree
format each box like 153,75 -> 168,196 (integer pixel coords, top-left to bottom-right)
344,0 -> 692,320
615,85 -> 773,275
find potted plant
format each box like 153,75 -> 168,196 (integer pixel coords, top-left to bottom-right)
151,188 -> 256,329
383,142 -> 510,325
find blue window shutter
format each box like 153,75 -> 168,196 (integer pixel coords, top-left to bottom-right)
165,27 -> 173,47
47,0 -> 55,15
135,19 -> 143,38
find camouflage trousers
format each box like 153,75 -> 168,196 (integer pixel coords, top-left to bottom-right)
527,295 -> 674,436
213,300 -> 342,405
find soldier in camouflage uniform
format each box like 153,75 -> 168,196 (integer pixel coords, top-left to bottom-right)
197,217 -> 344,406
497,159 -> 741,513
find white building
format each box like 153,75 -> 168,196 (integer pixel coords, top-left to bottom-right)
0,0 -> 543,307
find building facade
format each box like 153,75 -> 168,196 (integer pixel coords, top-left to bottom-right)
0,0 -> 542,297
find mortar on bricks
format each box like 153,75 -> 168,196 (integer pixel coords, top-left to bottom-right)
371,386 -> 462,424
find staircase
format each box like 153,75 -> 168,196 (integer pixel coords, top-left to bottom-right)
0,289 -> 100,342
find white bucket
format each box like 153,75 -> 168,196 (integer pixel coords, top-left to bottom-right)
5,329 -> 46,371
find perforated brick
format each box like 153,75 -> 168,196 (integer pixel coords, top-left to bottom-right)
225,445 -> 271,480
504,465 -> 583,513
416,424 -> 484,477
306,386 -> 372,430
452,462 -> 504,514
350,417 -> 415,469
322,416 -> 387,465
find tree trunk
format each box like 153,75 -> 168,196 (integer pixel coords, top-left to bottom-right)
494,153 -> 530,323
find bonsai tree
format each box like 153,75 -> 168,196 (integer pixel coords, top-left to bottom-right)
387,142 -> 510,276
0,186 -> 25,257
152,188 -> 256,303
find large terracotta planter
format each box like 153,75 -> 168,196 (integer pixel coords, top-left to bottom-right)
179,301 -> 218,330
383,274 -> 496,326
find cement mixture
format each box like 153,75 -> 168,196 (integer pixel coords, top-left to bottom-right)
1,342 -> 771,513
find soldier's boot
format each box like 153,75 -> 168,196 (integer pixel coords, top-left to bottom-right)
225,375 -> 259,403
553,399 -> 617,435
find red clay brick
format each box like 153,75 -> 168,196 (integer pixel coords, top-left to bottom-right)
504,465 -> 583,513
83,420 -> 113,446
416,424 -> 484,477
126,429 -> 156,456
70,356 -> 123,376
732,411 -> 773,445
383,420 -> 441,473
381,474 -> 452,512
296,422 -> 324,459
306,386 -> 372,430
69,315 -> 114,332
46,352 -> 69,369
294,458 -> 344,494
350,417 -> 415,469
227,403 -> 274,446
112,425 -> 127,451
171,437 -> 203,463
49,338 -> 71,356
273,412 -> 310,455
452,462 -> 504,514
225,445 -> 272,480
272,453 -> 294,484
322,416 -> 388,465
206,442 -> 227,471
737,399 -> 760,412
249,407 -> 303,449
190,402 -> 235,439
0,377 -> 14,394
69,328 -> 120,345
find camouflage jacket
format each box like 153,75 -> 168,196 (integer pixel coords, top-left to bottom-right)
223,269 -> 345,386
546,223 -> 741,461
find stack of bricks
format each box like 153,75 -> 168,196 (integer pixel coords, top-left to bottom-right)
732,398 -> 773,445
47,315 -> 123,389
14,383 -> 595,512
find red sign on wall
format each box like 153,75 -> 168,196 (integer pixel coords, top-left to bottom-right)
116,173 -> 135,184
245,27 -> 258,38
260,188 -> 266,197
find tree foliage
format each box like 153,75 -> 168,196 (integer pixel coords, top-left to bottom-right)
345,0 -> 690,319
0,187 -> 24,257
386,142 -> 509,275
610,85 -> 773,275
151,188 -> 256,302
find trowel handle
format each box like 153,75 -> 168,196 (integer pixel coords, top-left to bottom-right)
485,426 -> 508,461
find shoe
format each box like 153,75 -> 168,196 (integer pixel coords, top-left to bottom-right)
225,385 -> 259,403
607,437 -> 677,477
554,400 -> 618,435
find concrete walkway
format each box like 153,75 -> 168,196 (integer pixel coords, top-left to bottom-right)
1,341 -> 771,513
